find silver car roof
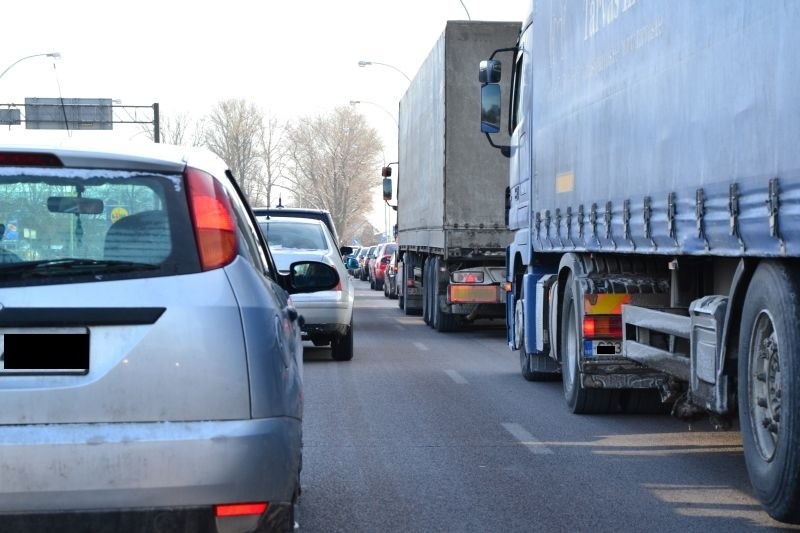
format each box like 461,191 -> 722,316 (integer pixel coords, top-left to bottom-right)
0,142 -> 229,177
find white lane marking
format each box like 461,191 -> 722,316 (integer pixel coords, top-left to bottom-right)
444,369 -> 468,384
413,341 -> 429,351
502,422 -> 554,455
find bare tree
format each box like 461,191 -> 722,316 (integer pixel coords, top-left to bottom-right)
260,113 -> 289,209
204,99 -> 266,205
141,111 -> 204,147
285,106 -> 383,242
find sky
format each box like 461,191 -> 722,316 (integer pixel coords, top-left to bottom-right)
0,0 -> 529,236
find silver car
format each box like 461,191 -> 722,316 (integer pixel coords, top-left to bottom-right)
0,144 -> 339,532
257,216 -> 355,361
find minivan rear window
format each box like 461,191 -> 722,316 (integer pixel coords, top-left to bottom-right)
0,168 -> 200,286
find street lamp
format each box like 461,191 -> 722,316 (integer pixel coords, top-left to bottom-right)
357,60 -> 411,83
349,100 -> 398,128
0,52 -> 61,81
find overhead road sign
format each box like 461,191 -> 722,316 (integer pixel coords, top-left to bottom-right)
25,97 -> 112,130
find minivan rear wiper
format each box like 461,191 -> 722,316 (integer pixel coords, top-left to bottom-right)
0,258 -> 160,278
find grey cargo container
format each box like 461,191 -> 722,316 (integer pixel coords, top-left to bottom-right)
395,21 -> 520,331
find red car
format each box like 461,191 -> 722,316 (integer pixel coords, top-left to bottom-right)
369,243 -> 397,291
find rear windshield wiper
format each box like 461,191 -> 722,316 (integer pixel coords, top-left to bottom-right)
0,258 -> 160,278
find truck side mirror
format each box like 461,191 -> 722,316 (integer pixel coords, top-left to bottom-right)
480,83 -> 502,134
382,177 -> 393,201
479,59 -> 502,83
381,166 -> 392,177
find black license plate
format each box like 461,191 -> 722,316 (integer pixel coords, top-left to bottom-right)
3,332 -> 89,374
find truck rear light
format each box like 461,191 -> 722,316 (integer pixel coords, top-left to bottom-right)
185,167 -> 237,271
0,152 -> 63,167
214,502 -> 269,517
583,315 -> 622,339
503,281 -> 512,292
452,271 -> 484,283
449,284 -> 500,303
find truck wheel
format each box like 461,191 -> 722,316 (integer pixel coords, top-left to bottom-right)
516,281 -> 559,381
561,274 -> 619,414
423,258 -> 433,326
738,261 -> 800,523
331,319 -> 354,361
384,279 -> 390,297
433,258 -> 458,332
403,256 -> 417,316
370,276 -> 376,290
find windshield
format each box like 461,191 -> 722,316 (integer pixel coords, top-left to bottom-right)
0,168 -> 194,285
259,220 -> 329,251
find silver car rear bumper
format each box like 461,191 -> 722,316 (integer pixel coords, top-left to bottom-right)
0,417 -> 301,513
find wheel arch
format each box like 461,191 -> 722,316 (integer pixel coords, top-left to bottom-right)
721,258 -> 759,379
553,253 -> 586,364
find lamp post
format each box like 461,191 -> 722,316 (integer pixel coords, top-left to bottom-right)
349,100 -> 398,128
357,60 -> 411,83
0,52 -> 61,81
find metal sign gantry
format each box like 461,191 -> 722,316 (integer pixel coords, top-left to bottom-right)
0,100 -> 160,142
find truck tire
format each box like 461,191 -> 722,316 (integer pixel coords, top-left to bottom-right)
403,255 -> 419,316
561,274 -> 619,414
423,258 -> 433,326
516,281 -> 559,381
433,258 -> 458,332
738,261 -> 800,523
331,319 -> 354,361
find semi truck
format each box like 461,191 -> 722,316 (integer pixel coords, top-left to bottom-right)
479,0 -> 800,523
391,20 -> 520,331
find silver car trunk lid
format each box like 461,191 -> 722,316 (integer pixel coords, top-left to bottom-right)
0,270 -> 250,425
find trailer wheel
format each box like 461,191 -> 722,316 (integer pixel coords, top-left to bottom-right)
561,274 -> 619,414
738,261 -> 800,523
433,258 -> 458,332
422,258 -> 432,325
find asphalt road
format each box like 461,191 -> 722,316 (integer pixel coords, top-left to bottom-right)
298,279 -> 797,533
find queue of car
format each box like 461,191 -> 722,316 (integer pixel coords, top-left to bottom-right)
0,143 -> 349,533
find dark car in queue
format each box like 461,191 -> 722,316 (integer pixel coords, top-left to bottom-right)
252,206 -> 340,247
355,246 -> 370,279
0,143 -> 340,533
360,245 -> 378,281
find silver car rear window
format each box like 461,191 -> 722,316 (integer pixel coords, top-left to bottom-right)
260,221 -> 329,251
0,168 -> 199,286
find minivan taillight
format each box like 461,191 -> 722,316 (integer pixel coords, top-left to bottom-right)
185,167 -> 237,271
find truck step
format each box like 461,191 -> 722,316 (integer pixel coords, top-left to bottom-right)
622,304 -> 691,381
